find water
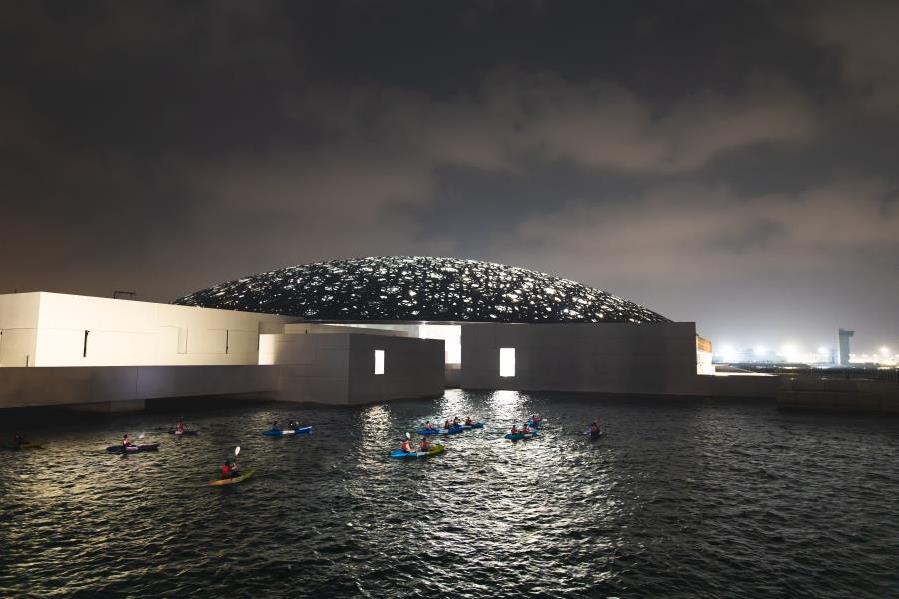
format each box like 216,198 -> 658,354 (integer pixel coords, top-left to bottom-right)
1,390 -> 897,598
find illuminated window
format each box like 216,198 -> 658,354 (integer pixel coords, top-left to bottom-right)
499,347 -> 515,377
374,350 -> 385,375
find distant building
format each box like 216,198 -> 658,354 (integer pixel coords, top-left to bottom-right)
838,328 -> 854,365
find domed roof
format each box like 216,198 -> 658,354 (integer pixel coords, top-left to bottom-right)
174,256 -> 668,324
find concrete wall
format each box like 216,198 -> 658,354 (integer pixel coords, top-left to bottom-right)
347,334 -> 445,404
263,332 -> 444,405
778,376 -> 899,413
0,293 -> 40,367
0,292 -> 291,367
0,365 -> 278,410
461,322 -> 701,396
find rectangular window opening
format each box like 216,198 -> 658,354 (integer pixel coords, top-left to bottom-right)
374,349 -> 385,375
499,347 -> 515,377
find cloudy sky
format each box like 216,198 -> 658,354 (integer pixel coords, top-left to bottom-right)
2,0 -> 897,352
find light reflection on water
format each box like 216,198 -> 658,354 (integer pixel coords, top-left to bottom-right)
0,392 -> 897,598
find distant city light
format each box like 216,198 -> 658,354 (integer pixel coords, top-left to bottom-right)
779,343 -> 802,362
880,346 -> 890,355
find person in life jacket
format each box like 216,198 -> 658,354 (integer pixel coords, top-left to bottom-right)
589,421 -> 600,436
418,437 -> 432,452
176,419 -> 185,434
510,424 -> 520,434
122,434 -> 135,448
443,419 -> 452,430
464,417 -> 474,426
400,439 -> 413,453
521,423 -> 531,434
221,461 -> 233,479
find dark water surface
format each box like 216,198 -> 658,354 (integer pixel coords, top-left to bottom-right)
1,390 -> 897,598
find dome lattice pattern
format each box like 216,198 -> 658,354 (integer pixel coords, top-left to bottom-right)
174,257 -> 669,324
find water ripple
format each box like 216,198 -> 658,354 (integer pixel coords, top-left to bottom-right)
1,392 -> 897,598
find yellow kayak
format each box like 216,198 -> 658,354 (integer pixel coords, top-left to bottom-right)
208,468 -> 255,486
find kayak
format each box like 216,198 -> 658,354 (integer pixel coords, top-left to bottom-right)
262,426 -> 312,436
390,444 -> 445,459
168,430 -> 200,436
416,426 -> 463,435
585,431 -> 604,440
263,429 -> 294,436
106,443 -> 160,454
1,442 -> 43,451
457,422 -> 485,430
505,431 -> 540,441
208,468 -> 255,486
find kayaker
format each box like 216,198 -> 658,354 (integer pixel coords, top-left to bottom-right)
271,420 -> 279,431
510,424 -> 519,434
400,438 -> 413,453
12,434 -> 24,449
464,417 -> 473,426
122,434 -> 135,448
589,421 -> 600,436
418,437 -> 432,452
229,459 -> 241,478
176,420 -> 185,434
221,461 -> 233,479
443,419 -> 452,430
521,423 -> 531,434
425,422 -> 435,431
453,416 -> 461,426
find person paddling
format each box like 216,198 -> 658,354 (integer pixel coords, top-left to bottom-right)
271,420 -> 279,431
221,461 -> 233,479
176,419 -> 185,434
400,438 -> 413,453
510,424 -> 519,435
418,437 -> 432,453
589,421 -> 600,436
122,434 -> 135,448
464,417 -> 473,426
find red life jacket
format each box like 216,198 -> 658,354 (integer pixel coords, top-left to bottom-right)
222,464 -> 231,476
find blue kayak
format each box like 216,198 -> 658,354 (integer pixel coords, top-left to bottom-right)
416,426 -> 464,435
505,431 -> 540,441
390,444 -> 445,459
262,426 -> 312,437
457,422 -> 485,430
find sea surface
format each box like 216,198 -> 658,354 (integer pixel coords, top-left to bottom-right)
1,390 -> 897,598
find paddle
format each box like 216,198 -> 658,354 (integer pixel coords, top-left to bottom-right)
233,446 -> 241,476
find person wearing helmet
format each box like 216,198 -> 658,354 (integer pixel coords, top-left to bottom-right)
400,438 -> 413,453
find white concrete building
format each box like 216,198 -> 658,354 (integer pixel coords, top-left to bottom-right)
1,257 -> 775,411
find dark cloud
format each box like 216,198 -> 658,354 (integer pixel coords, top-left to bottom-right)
1,0 -> 897,352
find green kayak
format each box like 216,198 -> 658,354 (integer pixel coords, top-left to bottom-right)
208,468 -> 255,486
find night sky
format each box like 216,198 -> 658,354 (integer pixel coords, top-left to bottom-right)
2,1 -> 897,353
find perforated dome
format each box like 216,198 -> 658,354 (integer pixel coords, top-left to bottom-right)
174,256 -> 668,323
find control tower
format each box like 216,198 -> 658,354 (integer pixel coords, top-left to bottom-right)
838,328 -> 854,365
